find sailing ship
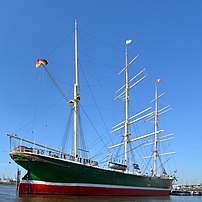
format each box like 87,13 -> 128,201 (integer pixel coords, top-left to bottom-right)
7,21 -> 176,196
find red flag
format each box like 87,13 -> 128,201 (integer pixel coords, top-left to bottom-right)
156,78 -> 161,83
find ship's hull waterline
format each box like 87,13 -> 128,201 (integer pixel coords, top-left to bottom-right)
11,152 -> 172,196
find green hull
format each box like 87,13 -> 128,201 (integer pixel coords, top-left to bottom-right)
11,152 -> 173,190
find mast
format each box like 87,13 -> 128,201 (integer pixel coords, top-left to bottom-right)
36,21 -> 80,158
73,20 -> 80,158
124,42 -> 130,169
153,83 -> 158,176
109,40 -> 150,172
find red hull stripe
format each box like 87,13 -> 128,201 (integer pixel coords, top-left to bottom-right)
18,181 -> 170,196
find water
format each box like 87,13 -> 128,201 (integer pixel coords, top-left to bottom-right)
0,184 -> 202,202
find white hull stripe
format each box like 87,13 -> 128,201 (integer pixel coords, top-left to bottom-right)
21,180 -> 170,191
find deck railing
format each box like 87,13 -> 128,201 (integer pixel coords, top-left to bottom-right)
7,133 -> 98,167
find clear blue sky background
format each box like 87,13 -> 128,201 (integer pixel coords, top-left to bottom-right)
1,0 -> 202,185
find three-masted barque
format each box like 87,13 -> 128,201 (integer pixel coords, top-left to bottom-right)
8,21 -> 175,196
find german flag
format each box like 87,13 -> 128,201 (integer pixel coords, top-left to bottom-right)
36,59 -> 48,68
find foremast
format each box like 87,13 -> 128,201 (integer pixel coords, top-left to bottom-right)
153,82 -> 159,176
149,79 -> 175,177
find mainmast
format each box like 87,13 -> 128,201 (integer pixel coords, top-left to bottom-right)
73,20 -> 80,158
109,40 -> 159,174
153,83 -> 159,176
124,43 -> 130,168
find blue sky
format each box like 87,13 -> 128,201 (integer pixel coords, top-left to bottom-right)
1,0 -> 202,185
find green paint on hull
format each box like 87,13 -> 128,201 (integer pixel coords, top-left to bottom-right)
10,152 -> 173,189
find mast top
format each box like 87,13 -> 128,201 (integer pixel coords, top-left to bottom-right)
74,20 -> 79,87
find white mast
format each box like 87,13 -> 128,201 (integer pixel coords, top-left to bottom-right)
153,83 -> 158,176
109,40 -> 152,172
73,20 -> 80,158
124,41 -> 130,169
34,21 -> 80,158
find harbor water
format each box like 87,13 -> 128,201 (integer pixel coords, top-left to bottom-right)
0,184 -> 202,202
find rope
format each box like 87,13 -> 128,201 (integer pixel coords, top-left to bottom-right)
80,104 -> 110,153
14,97 -> 63,134
79,60 -> 113,145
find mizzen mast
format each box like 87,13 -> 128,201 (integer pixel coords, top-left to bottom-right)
72,20 -> 80,158
35,21 -> 80,158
